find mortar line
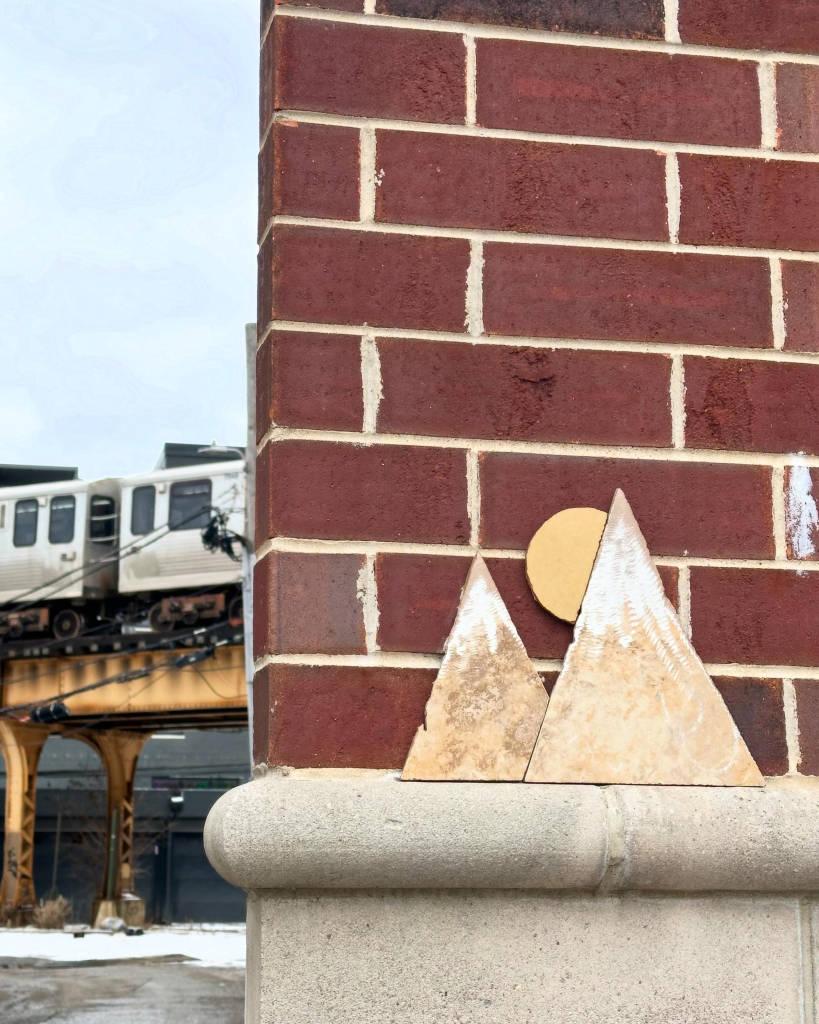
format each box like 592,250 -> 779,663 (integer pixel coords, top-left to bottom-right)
597,787 -> 626,893
465,239 -> 485,336
363,0 -> 376,12
665,152 -> 681,244
258,215 -> 273,248
758,61 -> 778,150
677,565 -> 691,637
273,213 -> 819,263
670,354 -> 686,449
273,6 -> 819,66
467,449 -> 481,546
360,333 -> 383,433
253,650 -> 819,678
274,109 -> 819,162
357,554 -> 381,652
257,423 -> 819,469
771,258 -> 787,350
773,465 -> 788,558
663,0 -> 680,44
783,678 -> 802,774
256,535 -> 819,569
465,33 -> 477,126
267,319 -> 819,364
359,126 -> 377,222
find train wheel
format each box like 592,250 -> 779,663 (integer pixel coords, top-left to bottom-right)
228,595 -> 243,625
148,603 -> 174,634
53,609 -> 85,640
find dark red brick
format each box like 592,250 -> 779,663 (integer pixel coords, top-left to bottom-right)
264,226 -> 470,332
261,122 -> 359,230
679,0 -> 819,55
679,155 -> 819,253
253,551 -> 365,658
263,664 -> 435,768
256,331 -> 363,439
684,357 -> 819,456
260,16 -> 276,136
253,665 -> 270,765
278,0 -> 363,11
783,261 -> 819,352
481,453 -> 774,557
777,65 -> 819,154
376,0 -> 663,39
275,18 -> 465,123
483,244 -> 772,348
785,466 -> 819,561
376,552 -> 677,658
477,40 -> 760,148
375,131 -> 667,241
712,678 -> 789,777
258,439 -> 470,544
377,339 -> 671,446
794,680 -> 819,775
690,568 -> 819,666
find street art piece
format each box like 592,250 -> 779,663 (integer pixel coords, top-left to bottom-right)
526,507 -> 608,623
401,554 -> 549,781
525,490 -> 763,786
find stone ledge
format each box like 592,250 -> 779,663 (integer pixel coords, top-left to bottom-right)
204,775 -> 819,893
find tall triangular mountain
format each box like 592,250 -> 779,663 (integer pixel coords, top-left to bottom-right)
525,490 -> 763,786
402,554 -> 549,781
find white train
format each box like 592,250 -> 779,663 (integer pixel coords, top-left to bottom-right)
0,446 -> 246,643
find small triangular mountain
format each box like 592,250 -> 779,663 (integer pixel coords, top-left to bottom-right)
402,554 -> 549,781
525,490 -> 763,786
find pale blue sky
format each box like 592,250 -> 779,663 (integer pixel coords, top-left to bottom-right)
0,0 -> 258,481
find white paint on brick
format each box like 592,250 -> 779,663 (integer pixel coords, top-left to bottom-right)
257,423 -> 819,470
268,319 -> 819,366
758,62 -> 778,150
771,258 -> 787,350
665,153 -> 681,244
467,448 -> 481,546
670,354 -> 686,449
273,6 -> 819,67
465,239 -> 485,336
465,34 -> 477,126
664,0 -> 680,44
275,109 -> 819,163
772,465 -> 788,560
785,460 -> 819,560
361,334 -> 383,433
677,564 -> 691,637
356,554 -> 381,652
783,679 -> 802,773
273,213 -> 819,264
359,126 -> 377,222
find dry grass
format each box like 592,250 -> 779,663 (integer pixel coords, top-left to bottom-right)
32,895 -> 72,929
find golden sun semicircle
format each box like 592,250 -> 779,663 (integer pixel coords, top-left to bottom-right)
525,507 -> 608,624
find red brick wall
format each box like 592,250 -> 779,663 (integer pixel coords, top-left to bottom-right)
255,0 -> 819,778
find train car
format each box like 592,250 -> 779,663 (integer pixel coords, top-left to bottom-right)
118,460 -> 245,632
0,446 -> 247,645
0,477 -> 120,639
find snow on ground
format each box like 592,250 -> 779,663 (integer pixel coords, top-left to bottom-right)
0,923 -> 246,967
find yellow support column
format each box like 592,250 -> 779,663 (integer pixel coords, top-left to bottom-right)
77,730 -> 150,926
0,718 -> 50,921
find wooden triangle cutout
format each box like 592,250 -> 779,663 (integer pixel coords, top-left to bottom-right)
402,554 -> 549,781
525,490 -> 764,786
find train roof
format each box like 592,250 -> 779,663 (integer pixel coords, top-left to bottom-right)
0,464 -> 78,487
156,443 -> 245,470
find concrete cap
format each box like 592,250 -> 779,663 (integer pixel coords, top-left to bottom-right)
204,776 -> 819,893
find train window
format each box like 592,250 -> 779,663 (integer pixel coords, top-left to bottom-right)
169,479 -> 212,530
131,485 -> 156,535
89,496 -> 117,545
13,499 -> 38,547
48,495 -> 76,544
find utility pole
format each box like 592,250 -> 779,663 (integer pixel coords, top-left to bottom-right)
243,323 -> 257,771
